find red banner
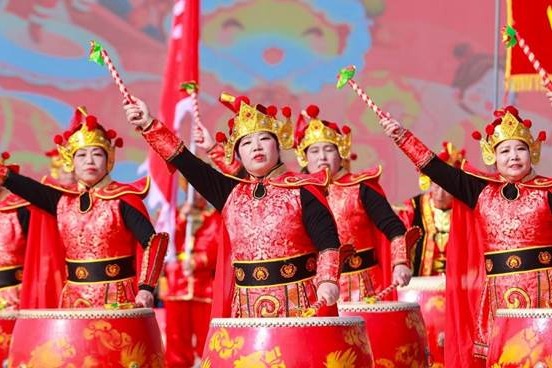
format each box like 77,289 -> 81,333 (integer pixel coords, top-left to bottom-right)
506,0 -> 552,91
145,0 -> 199,257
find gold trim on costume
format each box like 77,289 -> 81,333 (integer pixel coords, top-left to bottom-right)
66,255 -> 134,263
332,166 -> 383,186
232,252 -> 315,265
66,276 -> 135,285
234,276 -> 316,290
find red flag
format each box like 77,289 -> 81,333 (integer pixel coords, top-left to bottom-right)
505,0 -> 552,91
141,0 -> 199,259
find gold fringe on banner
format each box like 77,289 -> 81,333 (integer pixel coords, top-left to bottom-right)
505,74 -> 551,92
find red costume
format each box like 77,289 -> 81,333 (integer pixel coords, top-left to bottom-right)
396,143 -> 465,276
392,106 -> 550,367
294,106 -> 409,302
0,108 -> 168,308
140,94 -> 342,318
0,153 -> 29,310
164,206 -> 222,367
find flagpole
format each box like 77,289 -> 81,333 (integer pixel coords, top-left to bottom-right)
182,83 -> 200,276
492,0 -> 501,109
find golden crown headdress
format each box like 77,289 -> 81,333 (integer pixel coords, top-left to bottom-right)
471,105 -> 546,165
0,151 -> 19,173
54,107 -> 123,173
294,105 -> 352,167
215,93 -> 293,164
419,142 -> 465,190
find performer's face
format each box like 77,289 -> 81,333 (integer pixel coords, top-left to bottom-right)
73,147 -> 108,186
237,132 -> 280,177
430,182 -> 453,210
495,139 -> 531,182
305,142 -> 341,176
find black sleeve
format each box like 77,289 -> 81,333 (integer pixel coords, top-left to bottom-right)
360,183 -> 406,240
16,207 -> 30,235
3,171 -> 62,215
120,201 -> 156,248
300,187 -> 340,251
169,147 -> 238,212
422,157 -> 488,209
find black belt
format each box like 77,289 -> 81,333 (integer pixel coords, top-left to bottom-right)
484,246 -> 552,276
0,265 -> 23,288
233,252 -> 317,288
67,256 -> 135,283
342,248 -> 377,274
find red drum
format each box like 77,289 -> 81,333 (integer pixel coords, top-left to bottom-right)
201,317 -> 374,367
0,311 -> 17,366
339,301 -> 430,368
397,276 -> 446,367
487,308 -> 552,368
8,308 -> 164,367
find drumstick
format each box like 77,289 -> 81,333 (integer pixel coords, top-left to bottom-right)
336,65 -> 391,120
89,40 -> 134,104
364,282 -> 399,304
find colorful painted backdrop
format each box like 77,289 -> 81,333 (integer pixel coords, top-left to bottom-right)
1,0 -> 551,204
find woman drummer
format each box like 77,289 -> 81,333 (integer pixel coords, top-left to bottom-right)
0,107 -> 168,308
379,105 -> 550,367
294,105 -> 413,301
124,94 -> 343,318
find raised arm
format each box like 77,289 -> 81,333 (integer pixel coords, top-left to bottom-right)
380,118 -> 487,208
123,97 -> 238,211
0,168 -> 62,215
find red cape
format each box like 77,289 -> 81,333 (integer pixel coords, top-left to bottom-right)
444,199 -> 486,368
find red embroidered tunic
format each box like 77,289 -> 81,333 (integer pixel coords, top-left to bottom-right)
328,169 -> 407,301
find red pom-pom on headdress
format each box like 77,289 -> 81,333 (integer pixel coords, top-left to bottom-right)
85,115 -> 98,130
306,105 -> 319,118
266,105 -> 277,117
538,131 -> 547,142
216,132 -> 228,143
472,131 -> 482,140
522,119 -> 532,128
114,137 -> 124,148
350,153 -> 358,161
342,125 -> 351,134
282,106 -> 291,118
54,135 -> 64,145
485,124 -> 495,136
1,152 -> 10,160
106,129 -> 117,140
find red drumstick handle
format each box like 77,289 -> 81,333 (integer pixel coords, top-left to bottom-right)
364,282 -> 399,304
